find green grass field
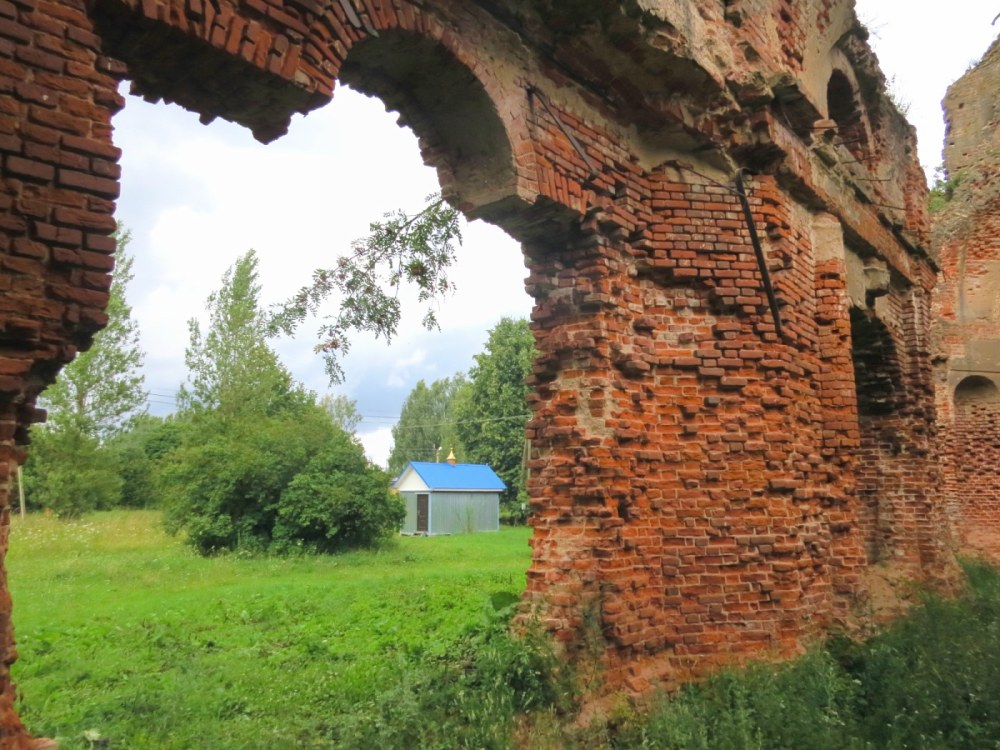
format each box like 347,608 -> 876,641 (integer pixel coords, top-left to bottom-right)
11,511 -> 1000,750
7,511 -> 533,749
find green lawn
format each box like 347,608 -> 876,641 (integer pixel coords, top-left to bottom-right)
15,511 -> 1000,750
7,511 -> 533,749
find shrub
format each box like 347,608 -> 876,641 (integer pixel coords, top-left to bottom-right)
274,431 -> 404,551
928,168 -> 963,212
330,606 -> 572,749
161,408 -> 336,554
109,415 -> 187,509
22,427 -> 122,517
851,561 -> 1000,749
621,651 -> 863,750
614,561 -> 1000,750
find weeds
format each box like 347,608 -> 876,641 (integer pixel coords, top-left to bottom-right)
612,559 -> 1000,750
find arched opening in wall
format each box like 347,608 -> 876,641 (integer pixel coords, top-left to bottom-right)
954,375 -> 1000,405
850,307 -> 904,563
827,70 -> 870,162
947,374 -> 1000,555
11,27 -> 540,747
339,31 -> 519,220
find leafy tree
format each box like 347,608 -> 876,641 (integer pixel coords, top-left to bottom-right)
161,410 -> 336,553
271,193 -> 462,382
179,249 -> 306,420
387,374 -> 468,476
107,414 -> 183,508
39,226 -> 146,441
320,393 -> 362,434
274,430 -> 403,551
164,250 -> 394,553
455,318 -> 535,508
24,430 -> 122,517
24,227 -> 146,516
165,251 -> 326,551
929,164 -> 963,213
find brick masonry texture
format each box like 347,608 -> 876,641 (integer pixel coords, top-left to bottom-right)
0,0 -> 972,743
934,37 -> 1000,563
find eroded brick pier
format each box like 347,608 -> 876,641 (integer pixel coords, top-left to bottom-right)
0,0 -> 965,743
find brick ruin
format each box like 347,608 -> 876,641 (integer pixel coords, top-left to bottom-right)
934,37 -> 1000,561
0,0 -> 980,743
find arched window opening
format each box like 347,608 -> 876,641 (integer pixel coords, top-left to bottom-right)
827,70 -> 869,162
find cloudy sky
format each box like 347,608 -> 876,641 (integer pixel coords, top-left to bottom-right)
109,3 -> 1000,467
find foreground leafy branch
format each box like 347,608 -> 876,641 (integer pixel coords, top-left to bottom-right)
270,193 -> 463,382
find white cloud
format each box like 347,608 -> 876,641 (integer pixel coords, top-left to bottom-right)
854,1 -> 999,176
358,426 -> 395,469
386,348 -> 428,388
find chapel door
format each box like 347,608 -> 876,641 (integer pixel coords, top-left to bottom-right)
416,494 -> 429,533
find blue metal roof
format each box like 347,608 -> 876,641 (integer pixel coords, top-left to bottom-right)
405,461 -> 506,491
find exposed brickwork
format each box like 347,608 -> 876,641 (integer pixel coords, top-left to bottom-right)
943,394 -> 1000,558
0,0 -> 959,741
933,36 -> 1000,563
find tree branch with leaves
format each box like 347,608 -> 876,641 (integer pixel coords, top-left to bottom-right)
270,193 -> 463,382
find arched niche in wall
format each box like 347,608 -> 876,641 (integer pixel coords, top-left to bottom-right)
954,375 -> 1000,406
827,69 -> 870,162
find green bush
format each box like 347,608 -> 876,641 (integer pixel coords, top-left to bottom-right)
22,428 -> 122,517
851,562 -> 1000,749
331,606 -> 572,749
108,415 -> 187,509
928,168 -> 963,212
613,561 -> 1000,750
161,408 -> 336,554
274,431 -> 404,551
160,403 -> 401,555
618,650 -> 863,750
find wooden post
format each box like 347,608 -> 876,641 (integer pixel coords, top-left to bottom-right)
16,466 -> 24,519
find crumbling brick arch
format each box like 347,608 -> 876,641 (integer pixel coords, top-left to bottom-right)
0,0 -> 958,743
945,374 -> 1000,555
90,0 -> 548,228
335,30 -> 519,218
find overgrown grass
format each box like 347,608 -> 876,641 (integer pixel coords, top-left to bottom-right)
9,511 -> 539,749
611,559 -> 1000,750
11,512 -> 1000,749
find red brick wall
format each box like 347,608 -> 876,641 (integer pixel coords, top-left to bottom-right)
943,393 -> 1000,557
0,0 -> 953,742
0,2 -> 126,741
853,292 -> 950,571
522,166 -> 879,691
933,37 -> 1000,564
